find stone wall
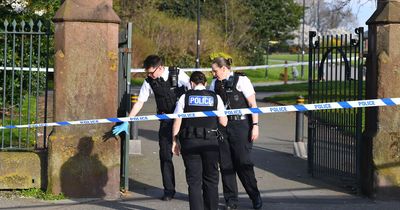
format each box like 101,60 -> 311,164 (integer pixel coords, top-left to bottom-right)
0,152 -> 46,189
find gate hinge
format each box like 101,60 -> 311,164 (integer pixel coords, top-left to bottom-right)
119,48 -> 132,53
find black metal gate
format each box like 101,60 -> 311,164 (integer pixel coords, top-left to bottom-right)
308,27 -> 365,192
118,23 -> 133,191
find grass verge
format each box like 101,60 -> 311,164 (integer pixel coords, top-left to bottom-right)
256,81 -> 365,133
1,96 -> 40,149
255,83 -> 308,105
19,188 -> 65,200
131,61 -> 308,86
255,81 -> 365,105
269,53 -> 309,62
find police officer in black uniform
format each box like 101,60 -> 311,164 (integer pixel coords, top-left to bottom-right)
113,55 -> 190,201
210,57 -> 263,209
172,71 -> 227,210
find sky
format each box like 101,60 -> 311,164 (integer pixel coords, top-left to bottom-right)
350,0 -> 377,29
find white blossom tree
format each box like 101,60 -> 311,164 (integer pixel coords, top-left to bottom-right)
0,0 -> 60,20
0,0 -> 28,13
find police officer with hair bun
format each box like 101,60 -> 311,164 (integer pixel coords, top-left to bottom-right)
113,55 -> 190,201
210,57 -> 262,209
172,71 -> 227,210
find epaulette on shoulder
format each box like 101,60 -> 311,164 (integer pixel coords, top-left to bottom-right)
234,71 -> 246,77
145,77 -> 151,83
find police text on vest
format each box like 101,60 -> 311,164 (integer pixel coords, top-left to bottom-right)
188,95 -> 214,106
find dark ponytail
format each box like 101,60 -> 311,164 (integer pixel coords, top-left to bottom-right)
212,57 -> 232,69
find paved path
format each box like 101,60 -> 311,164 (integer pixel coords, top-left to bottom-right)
252,81 -> 306,87
0,92 -> 399,209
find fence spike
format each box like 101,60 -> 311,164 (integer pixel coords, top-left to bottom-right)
20,20 -> 25,32
37,20 -> 42,32
4,20 -> 9,32
29,19 -> 34,32
12,20 -> 17,31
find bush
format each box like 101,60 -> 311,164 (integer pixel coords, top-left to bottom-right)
130,9 -> 244,68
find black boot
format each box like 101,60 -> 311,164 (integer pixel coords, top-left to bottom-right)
252,194 -> 262,209
161,191 -> 175,201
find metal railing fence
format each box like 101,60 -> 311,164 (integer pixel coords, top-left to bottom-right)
0,19 -> 52,151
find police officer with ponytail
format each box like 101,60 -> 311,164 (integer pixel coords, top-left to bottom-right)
113,55 -> 190,201
210,57 -> 262,209
172,71 -> 227,210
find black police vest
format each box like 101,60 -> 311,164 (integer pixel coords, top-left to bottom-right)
179,89 -> 218,140
214,72 -> 249,109
145,70 -> 185,114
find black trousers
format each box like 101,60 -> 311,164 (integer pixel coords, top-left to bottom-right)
219,120 -> 260,203
181,139 -> 219,210
159,120 -> 175,195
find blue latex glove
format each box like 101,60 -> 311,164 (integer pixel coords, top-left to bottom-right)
112,122 -> 129,135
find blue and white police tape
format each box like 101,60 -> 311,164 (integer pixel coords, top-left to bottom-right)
0,98 -> 399,130
0,62 -> 309,73
130,62 -> 308,73
129,58 -> 362,72
1,57 -> 361,73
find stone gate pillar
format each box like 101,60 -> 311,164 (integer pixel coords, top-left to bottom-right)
364,0 -> 400,199
48,0 -> 121,198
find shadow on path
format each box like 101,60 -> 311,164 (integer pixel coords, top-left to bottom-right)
128,178 -> 188,202
137,128 -> 159,142
251,145 -> 358,195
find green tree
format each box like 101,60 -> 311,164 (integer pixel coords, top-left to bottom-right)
158,0 -> 206,19
244,0 -> 302,64
247,0 -> 302,44
157,0 -> 253,65
156,0 -> 303,64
